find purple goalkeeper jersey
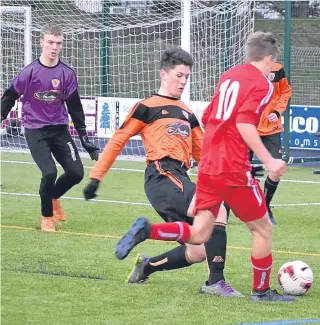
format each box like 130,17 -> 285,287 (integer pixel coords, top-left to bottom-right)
10,59 -> 78,129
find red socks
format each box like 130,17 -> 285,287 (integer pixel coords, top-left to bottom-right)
251,254 -> 273,291
150,222 -> 191,243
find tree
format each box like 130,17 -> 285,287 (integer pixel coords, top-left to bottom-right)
100,102 -> 110,134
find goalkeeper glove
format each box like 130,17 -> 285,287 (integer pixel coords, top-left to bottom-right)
80,135 -> 99,161
83,178 -> 100,200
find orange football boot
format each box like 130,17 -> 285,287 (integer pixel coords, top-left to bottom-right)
41,216 -> 55,232
52,199 -> 66,222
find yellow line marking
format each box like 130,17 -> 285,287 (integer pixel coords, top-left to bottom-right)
0,225 -> 120,239
2,225 -> 320,257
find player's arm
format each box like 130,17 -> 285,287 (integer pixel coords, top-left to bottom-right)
190,113 -> 203,163
1,70 -> 26,122
65,72 -> 99,160
83,103 -> 146,200
237,123 -> 273,165
274,67 -> 292,116
237,124 -> 285,176
1,87 -> 19,122
236,83 -> 286,177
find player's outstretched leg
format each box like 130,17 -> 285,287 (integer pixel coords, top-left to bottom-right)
115,217 -> 151,260
127,253 -> 150,283
127,245 -> 194,284
116,219 -> 192,260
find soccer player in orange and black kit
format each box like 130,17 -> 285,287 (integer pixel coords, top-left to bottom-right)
257,62 -> 292,224
83,47 -> 242,297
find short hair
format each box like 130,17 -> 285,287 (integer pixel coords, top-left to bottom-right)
40,24 -> 63,38
245,31 -> 279,62
160,47 -> 194,70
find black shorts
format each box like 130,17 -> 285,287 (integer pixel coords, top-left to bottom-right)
261,133 -> 282,159
144,157 -> 195,225
249,133 -> 283,161
25,125 -> 83,176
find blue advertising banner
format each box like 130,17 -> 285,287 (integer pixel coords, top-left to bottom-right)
287,105 -> 320,150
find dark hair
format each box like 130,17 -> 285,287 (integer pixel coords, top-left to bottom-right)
160,47 -> 194,70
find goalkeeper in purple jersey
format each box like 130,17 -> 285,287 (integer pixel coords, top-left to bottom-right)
1,24 -> 99,232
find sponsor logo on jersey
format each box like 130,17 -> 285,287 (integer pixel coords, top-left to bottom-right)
34,90 -> 60,102
166,121 -> 191,139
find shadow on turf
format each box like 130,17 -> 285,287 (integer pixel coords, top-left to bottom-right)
2,268 -> 107,281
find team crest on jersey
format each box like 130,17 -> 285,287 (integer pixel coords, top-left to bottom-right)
182,110 -> 189,120
166,121 -> 190,139
51,79 -> 60,88
268,72 -> 275,81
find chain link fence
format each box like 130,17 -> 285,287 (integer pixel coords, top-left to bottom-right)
255,1 -> 320,106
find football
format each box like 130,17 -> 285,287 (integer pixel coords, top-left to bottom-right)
278,260 -> 314,296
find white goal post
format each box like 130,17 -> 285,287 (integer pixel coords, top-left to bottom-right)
0,0 -> 255,159
0,6 -> 32,92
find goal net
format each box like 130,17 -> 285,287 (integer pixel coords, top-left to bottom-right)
0,0 -> 254,160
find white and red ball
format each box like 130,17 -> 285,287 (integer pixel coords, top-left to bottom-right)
278,260 -> 313,296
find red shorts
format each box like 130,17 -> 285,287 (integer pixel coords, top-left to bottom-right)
195,171 -> 267,222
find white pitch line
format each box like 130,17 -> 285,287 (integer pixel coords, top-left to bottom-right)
1,160 -> 320,184
276,179 -> 320,184
1,192 -> 319,208
0,192 -> 151,206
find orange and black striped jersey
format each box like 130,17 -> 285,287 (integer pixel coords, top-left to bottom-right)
90,94 -> 203,181
257,62 -> 292,136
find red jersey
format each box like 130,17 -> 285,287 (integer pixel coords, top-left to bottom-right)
199,63 -> 274,175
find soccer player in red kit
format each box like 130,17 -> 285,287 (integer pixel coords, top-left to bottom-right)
115,32 -> 295,302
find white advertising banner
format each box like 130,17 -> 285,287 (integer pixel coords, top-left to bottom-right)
81,98 -> 96,115
85,115 -> 96,132
96,97 -> 141,138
